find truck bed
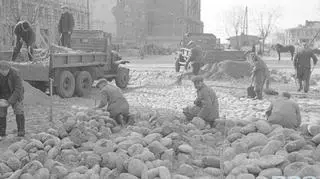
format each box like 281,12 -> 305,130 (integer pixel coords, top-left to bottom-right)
7,52 -> 109,82
11,62 -> 50,81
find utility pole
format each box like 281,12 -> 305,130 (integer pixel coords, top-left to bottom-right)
87,0 -> 90,30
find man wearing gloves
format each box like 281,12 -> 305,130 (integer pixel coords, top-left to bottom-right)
183,76 -> 219,127
0,60 -> 25,139
93,79 -> 130,126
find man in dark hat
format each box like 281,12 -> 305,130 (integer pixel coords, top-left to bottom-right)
58,5 -> 75,48
0,60 -> 25,139
265,92 -> 301,129
175,41 -> 203,85
293,42 -> 318,93
183,76 -> 219,126
93,79 -> 130,126
11,20 -> 36,61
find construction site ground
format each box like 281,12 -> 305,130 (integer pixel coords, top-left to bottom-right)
0,54 -> 319,177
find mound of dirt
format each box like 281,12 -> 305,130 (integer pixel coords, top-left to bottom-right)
202,60 -> 252,80
23,81 -> 50,105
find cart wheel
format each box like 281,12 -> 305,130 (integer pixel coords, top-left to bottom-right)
75,71 -> 93,97
175,57 -> 181,72
115,67 -> 129,88
57,70 -> 75,98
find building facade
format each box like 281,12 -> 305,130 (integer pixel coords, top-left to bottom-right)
112,0 -> 203,48
285,20 -> 320,46
90,0 -> 117,36
0,0 -> 89,50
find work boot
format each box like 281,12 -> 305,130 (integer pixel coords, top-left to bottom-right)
16,114 -> 25,137
0,117 -> 7,140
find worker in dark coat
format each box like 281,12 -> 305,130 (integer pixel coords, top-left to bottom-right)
58,5 -> 75,48
175,41 -> 203,85
249,52 -> 270,100
93,79 -> 130,126
0,60 -> 25,139
183,76 -> 219,127
265,92 -> 301,129
11,20 -> 36,62
293,43 -> 318,93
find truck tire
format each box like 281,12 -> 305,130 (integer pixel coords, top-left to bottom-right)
75,71 -> 93,97
57,70 -> 75,98
115,67 -> 129,88
175,57 -> 180,72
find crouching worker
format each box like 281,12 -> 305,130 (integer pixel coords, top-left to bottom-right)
183,76 -> 219,127
93,79 -> 130,126
265,92 -> 301,129
0,60 -> 25,139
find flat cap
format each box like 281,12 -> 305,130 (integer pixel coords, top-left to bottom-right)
0,60 -> 11,70
92,78 -> 108,88
191,75 -> 204,82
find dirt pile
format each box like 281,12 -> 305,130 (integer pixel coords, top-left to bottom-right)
23,81 -> 50,106
201,60 -> 252,80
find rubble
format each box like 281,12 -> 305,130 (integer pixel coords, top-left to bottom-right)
1,99 -> 320,179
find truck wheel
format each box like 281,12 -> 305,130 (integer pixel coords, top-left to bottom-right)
57,70 -> 75,98
115,67 -> 129,88
175,58 -> 180,72
75,71 -> 93,97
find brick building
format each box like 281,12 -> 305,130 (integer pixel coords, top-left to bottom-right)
285,20 -> 320,46
112,0 -> 203,48
0,0 -> 89,50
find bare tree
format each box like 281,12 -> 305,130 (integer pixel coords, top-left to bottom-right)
223,6 -> 244,50
255,7 -> 281,54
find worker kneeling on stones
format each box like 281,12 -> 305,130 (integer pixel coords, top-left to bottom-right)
0,60 -> 25,139
183,76 -> 219,127
93,79 -> 130,126
265,92 -> 301,129
249,52 -> 270,100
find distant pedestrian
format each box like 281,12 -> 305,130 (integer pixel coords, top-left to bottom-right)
293,42 -> 318,93
265,92 -> 301,129
183,76 -> 219,127
58,5 -> 75,48
11,20 -> 36,62
0,60 -> 25,139
248,52 -> 270,100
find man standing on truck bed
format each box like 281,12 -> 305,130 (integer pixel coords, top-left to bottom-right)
175,41 -> 203,85
58,5 -> 75,48
0,60 -> 25,139
11,20 -> 36,62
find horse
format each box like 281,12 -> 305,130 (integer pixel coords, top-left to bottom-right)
271,43 -> 295,61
